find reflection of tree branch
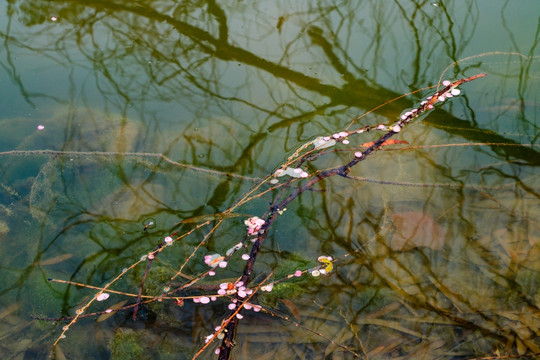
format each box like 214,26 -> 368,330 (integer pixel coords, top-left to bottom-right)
8,0 -> 539,167
86,1 -> 540,165
307,25 -> 355,83
207,0 -> 228,42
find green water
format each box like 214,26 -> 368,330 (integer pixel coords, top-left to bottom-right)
1,1 -> 540,359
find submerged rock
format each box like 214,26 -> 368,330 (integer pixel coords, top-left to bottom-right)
390,211 -> 446,251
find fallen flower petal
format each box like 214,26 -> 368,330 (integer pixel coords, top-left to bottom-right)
96,293 -> 110,301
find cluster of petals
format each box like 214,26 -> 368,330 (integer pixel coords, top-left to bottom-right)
193,295 -> 217,304
327,131 -> 349,141
260,283 -> 274,292
313,136 -> 336,150
204,331 -> 224,343
274,167 -> 308,179
204,253 -> 226,268
317,255 -> 334,274
322,131 -> 350,145
307,255 -> 334,277
244,303 -> 262,312
245,216 -> 265,236
217,281 -> 253,298
431,81 -> 461,104
400,108 -> 418,121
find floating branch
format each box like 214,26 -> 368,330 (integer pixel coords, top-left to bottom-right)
43,73 -> 487,359
216,73 -> 487,360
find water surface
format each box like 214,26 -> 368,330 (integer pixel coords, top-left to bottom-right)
1,1 -> 539,359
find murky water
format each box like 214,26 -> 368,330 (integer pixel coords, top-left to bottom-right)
1,1 -> 539,359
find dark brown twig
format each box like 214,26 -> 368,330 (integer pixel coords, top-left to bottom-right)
217,73 -> 487,360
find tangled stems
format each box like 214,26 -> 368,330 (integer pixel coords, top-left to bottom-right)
217,73 -> 486,360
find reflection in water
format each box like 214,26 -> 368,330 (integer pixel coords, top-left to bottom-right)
0,0 -> 539,359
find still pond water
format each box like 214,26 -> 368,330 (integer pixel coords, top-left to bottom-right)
1,1 -> 540,359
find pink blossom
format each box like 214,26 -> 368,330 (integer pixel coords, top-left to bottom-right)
205,254 -> 224,267
96,293 -> 110,301
245,216 -> 265,235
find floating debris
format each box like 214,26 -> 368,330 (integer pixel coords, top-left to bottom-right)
312,136 -> 336,150
96,293 -> 110,302
33,254 -> 73,266
274,167 -> 309,179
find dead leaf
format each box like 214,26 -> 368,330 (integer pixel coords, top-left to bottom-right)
390,212 -> 446,251
280,299 -> 300,322
33,254 -> 73,266
53,345 -> 67,360
361,139 -> 409,148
